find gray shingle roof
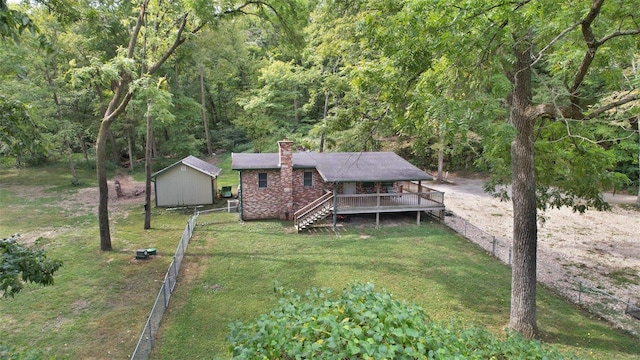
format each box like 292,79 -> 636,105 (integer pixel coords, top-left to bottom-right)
152,155 -> 221,178
231,151 -> 432,182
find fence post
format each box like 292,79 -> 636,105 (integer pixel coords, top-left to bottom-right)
626,298 -> 630,314
163,282 -> 168,309
578,282 -> 582,304
464,220 -> 467,237
148,319 -> 154,348
173,256 -> 178,290
508,247 -> 512,265
492,236 -> 496,256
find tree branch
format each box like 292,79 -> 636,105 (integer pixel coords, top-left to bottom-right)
583,93 -> 640,120
127,0 -> 150,59
531,22 -> 581,67
597,28 -> 640,46
147,13 -> 189,74
570,0 -> 604,95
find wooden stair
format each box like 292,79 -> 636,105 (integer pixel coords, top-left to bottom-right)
294,193 -> 334,232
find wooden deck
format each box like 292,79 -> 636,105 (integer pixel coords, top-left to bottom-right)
335,192 -> 444,215
294,182 -> 446,231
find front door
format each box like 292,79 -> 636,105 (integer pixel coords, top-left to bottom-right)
343,182 -> 356,195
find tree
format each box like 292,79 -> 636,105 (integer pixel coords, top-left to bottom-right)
321,0 -> 638,338
85,0 -> 306,251
0,235 -> 62,298
408,0 -> 639,337
0,96 -> 48,166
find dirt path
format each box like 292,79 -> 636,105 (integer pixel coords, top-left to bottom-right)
428,175 -> 640,335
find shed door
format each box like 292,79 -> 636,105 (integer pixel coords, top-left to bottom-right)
343,182 -> 356,195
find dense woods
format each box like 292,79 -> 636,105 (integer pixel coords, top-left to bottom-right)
2,0 -> 639,340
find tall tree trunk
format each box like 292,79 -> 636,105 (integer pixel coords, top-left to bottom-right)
79,133 -> 89,161
637,127 -> 640,207
108,128 -> 119,164
144,98 -> 153,229
319,90 -> 330,153
66,139 -> 79,186
152,131 -> 158,159
294,84 -> 299,122
508,33 -> 538,339
200,66 -> 213,155
127,125 -> 134,172
437,145 -> 444,182
97,120 -> 113,251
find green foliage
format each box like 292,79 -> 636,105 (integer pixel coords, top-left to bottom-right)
0,344 -> 45,360
0,235 -> 62,298
0,2 -> 37,43
0,96 -> 48,166
228,282 -> 571,359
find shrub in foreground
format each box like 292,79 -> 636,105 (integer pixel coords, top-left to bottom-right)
228,283 -> 573,359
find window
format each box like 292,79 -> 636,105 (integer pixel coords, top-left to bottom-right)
258,173 -> 268,188
381,181 -> 394,192
303,171 -> 313,187
362,182 -> 375,193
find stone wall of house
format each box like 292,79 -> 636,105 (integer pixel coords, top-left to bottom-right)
292,169 -> 326,211
240,169 -> 283,220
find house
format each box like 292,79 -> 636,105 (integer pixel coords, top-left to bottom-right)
232,140 -> 445,231
151,155 -> 221,207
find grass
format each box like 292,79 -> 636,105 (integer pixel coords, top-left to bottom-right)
2,157 -> 640,359
152,213 -> 640,359
0,159 -> 200,359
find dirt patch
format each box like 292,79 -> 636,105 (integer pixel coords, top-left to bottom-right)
62,175 -> 149,216
428,174 -> 640,334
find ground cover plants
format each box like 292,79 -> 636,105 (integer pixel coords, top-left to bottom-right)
153,213 -> 640,359
228,283 -> 571,359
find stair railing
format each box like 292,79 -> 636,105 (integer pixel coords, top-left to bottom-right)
294,192 -> 334,230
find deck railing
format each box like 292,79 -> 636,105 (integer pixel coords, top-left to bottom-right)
336,191 -> 444,210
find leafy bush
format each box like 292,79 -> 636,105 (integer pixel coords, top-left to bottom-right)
0,235 -> 63,298
228,283 -> 573,359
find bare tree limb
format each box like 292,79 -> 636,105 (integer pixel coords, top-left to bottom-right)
531,22 -> 580,67
148,13 -> 189,74
127,0 -> 150,59
584,93 -> 640,120
597,28 -> 640,46
570,0 -> 604,95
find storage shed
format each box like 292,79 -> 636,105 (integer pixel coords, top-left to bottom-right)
151,155 -> 221,207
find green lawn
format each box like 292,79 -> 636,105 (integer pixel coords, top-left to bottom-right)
152,213 -> 640,359
2,159 -> 639,359
0,161 -> 199,359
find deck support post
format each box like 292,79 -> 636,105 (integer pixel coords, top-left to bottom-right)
417,211 -> 421,225
332,183 -> 338,229
376,184 -> 380,227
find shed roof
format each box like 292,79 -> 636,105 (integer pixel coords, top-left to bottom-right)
152,155 -> 221,179
232,151 -> 432,182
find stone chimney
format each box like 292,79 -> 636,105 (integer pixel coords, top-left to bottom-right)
278,139 -> 294,220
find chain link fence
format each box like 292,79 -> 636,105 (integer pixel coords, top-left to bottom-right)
442,210 -> 640,337
131,212 -> 199,360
